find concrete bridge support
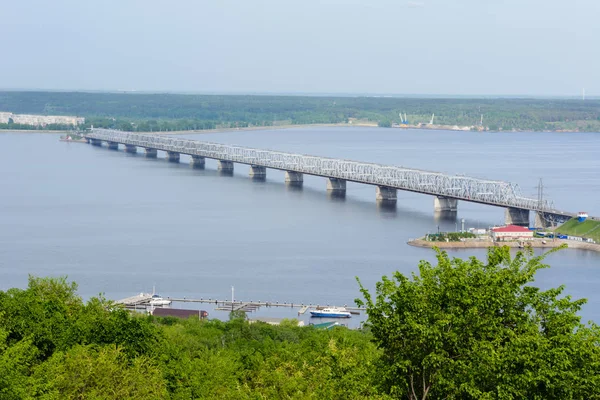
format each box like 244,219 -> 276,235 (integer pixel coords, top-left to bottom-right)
107,141 -> 119,150
167,151 -> 180,163
327,178 -> 346,193
285,171 -> 303,184
125,144 -> 137,154
190,155 -> 205,168
144,148 -> 157,158
505,208 -> 529,227
249,165 -> 266,178
534,212 -> 555,229
434,196 -> 458,212
376,186 -> 397,202
90,139 -> 102,146
217,160 -> 234,171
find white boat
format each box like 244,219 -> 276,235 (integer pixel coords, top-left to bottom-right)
149,294 -> 171,306
310,307 -> 351,318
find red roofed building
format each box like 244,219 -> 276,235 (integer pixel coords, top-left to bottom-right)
492,225 -> 534,241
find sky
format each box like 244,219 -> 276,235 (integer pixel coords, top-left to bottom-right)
0,0 -> 598,96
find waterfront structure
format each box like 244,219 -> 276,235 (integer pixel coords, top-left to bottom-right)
84,128 -> 581,227
0,111 -> 84,126
491,225 -> 534,241
151,308 -> 208,320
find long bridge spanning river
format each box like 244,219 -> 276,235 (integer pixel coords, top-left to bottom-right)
84,128 -> 578,227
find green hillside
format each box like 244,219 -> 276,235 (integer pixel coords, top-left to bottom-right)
555,218 -> 600,242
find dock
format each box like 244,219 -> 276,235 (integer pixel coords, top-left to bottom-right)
167,297 -> 364,314
115,293 -> 153,307
114,294 -> 364,315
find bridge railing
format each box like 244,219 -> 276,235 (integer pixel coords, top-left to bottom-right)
86,129 -> 557,212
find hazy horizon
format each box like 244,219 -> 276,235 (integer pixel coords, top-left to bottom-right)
1,0 -> 598,97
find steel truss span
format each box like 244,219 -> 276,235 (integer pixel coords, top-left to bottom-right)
86,129 -> 569,215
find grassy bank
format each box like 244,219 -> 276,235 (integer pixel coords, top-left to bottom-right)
555,218 -> 600,242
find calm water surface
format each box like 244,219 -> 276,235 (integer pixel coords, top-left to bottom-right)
1,127 -> 599,325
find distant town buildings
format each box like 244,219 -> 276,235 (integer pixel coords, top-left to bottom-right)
0,112 -> 84,127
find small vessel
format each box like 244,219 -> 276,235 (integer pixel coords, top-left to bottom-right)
310,307 -> 351,318
149,294 -> 171,306
59,134 -> 87,143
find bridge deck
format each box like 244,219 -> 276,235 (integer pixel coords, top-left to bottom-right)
85,129 -> 577,216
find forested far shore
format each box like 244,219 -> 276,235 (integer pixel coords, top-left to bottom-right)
2,247 -> 600,399
1,91 -> 600,133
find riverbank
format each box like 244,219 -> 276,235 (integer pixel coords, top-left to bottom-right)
0,122 -> 379,136
407,237 -> 600,253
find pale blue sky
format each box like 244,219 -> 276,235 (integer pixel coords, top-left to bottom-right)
1,0 -> 597,96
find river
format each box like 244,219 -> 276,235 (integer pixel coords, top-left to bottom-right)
1,127 -> 599,326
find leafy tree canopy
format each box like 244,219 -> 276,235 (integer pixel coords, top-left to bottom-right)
357,245 -> 600,400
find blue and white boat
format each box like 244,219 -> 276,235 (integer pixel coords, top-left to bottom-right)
310,307 -> 351,318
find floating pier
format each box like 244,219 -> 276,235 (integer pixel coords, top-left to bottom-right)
114,294 -> 364,315
115,293 -> 153,307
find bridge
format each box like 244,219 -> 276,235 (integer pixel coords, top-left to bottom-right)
84,128 -> 576,228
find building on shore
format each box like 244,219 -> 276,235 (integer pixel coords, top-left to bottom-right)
491,225 -> 534,241
151,308 -> 208,320
0,111 -> 84,127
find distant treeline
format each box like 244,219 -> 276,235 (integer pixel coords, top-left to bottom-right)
1,91 -> 599,132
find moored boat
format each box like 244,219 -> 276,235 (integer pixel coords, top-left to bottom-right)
149,294 -> 172,306
310,307 -> 351,318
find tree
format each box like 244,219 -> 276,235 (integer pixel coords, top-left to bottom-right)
356,246 -> 600,399
29,344 -> 168,399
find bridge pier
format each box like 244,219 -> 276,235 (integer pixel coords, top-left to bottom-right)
376,186 -> 397,203
144,148 -> 157,158
326,178 -> 346,193
249,165 -> 266,178
285,171 -> 303,185
167,151 -> 180,163
434,196 -> 458,212
90,139 -> 102,146
505,208 -> 529,227
190,155 -> 205,168
534,212 -> 559,229
107,141 -> 119,150
125,144 -> 137,154
217,160 -> 234,171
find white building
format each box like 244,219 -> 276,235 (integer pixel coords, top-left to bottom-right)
0,112 -> 84,126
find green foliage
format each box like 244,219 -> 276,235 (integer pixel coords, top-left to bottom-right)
1,91 -> 600,132
357,246 -> 600,399
29,344 -> 167,399
0,276 -> 386,399
3,258 -> 599,399
426,231 -> 476,242
555,217 -> 600,242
